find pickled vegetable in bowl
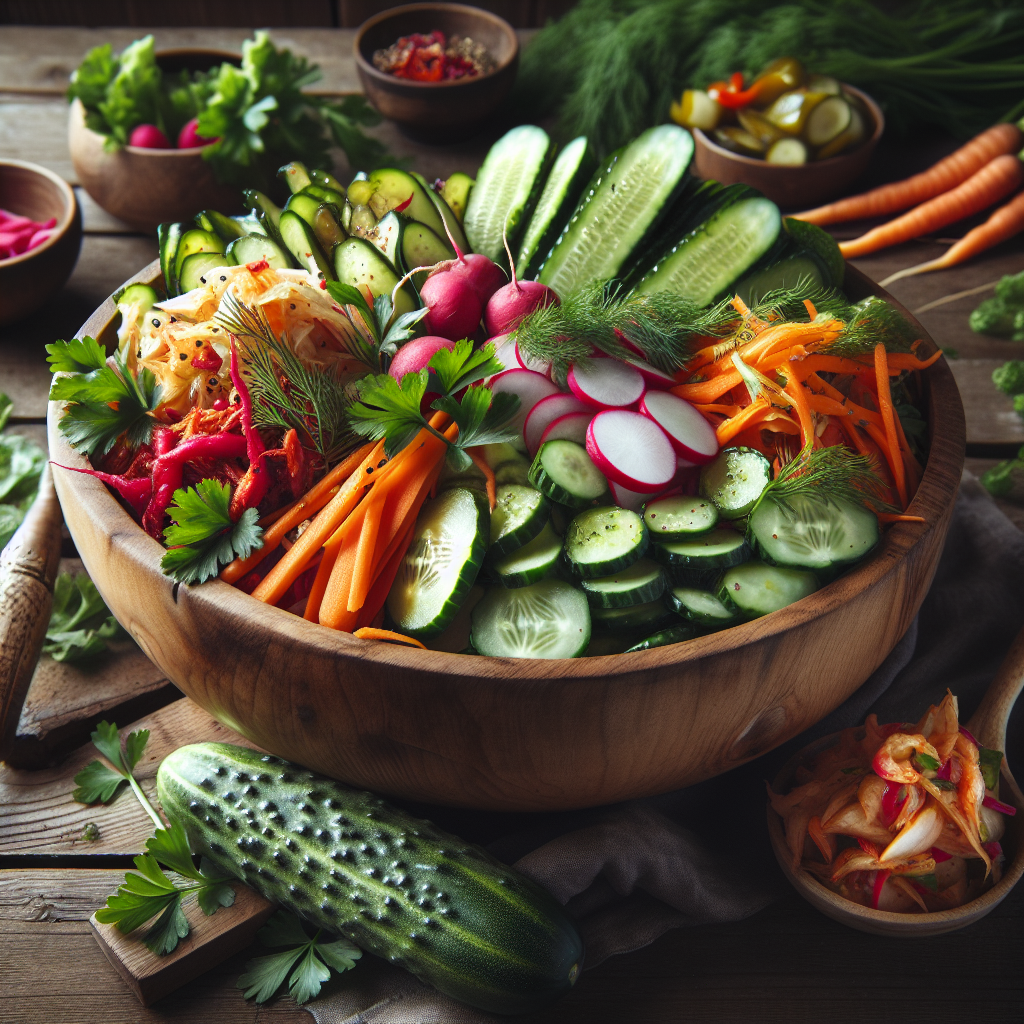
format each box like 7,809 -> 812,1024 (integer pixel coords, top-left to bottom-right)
768,692 -> 1015,913
671,57 -> 869,166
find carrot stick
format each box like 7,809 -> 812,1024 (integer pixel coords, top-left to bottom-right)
874,343 -> 907,509
783,380 -> 815,448
862,420 -> 903,502
467,447 -> 496,510
803,298 -> 818,319
793,121 -> 1024,226
347,484 -> 386,612
303,533 -> 343,622
839,154 -> 1024,260
352,627 -> 426,649
881,189 -> 1024,285
221,442 -> 375,583
319,541 -> 360,631
792,355 -> 875,376
876,513 -> 926,524
885,350 -> 944,371
355,519 -> 417,630
695,403 -> 744,417
806,393 -> 883,427
673,370 -> 743,403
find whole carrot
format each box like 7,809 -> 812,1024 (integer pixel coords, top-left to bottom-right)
838,154 -> 1024,260
880,189 -> 1024,286
794,121 -> 1023,226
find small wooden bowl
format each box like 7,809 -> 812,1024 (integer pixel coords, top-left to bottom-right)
0,159 -> 82,327
354,3 -> 519,142
692,85 -> 884,210
48,265 -> 964,813
68,49 -> 242,235
767,626 -> 1024,936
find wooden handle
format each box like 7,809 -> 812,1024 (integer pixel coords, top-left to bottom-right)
966,622 -> 1024,753
0,464 -> 63,756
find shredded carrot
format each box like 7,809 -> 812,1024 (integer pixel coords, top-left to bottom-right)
715,399 -> 770,445
873,344 -> 908,509
352,627 -> 426,649
355,519 -> 417,630
876,513 -> 927,523
467,447 -> 497,510
783,379 -> 816,448
221,441 -> 375,583
694,403 -> 743,416
805,392 -> 882,427
673,369 -> 743,403
803,298 -> 818,319
886,350 -> 943,371
347,483 -> 387,612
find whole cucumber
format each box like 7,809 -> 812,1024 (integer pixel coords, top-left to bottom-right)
157,743 -> 583,1015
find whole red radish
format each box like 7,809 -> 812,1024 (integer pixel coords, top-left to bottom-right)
129,124 -> 171,149
177,117 -> 218,149
388,336 -> 455,380
484,229 -> 559,337
456,253 -> 505,304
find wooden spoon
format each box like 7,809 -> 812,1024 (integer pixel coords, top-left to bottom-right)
767,623 -> 1024,936
0,464 -> 63,758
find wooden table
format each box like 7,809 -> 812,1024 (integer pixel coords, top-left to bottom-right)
1,26 -> 1023,1024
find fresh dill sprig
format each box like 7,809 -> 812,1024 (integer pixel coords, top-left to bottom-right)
514,285 -> 733,381
824,296 -> 919,357
757,443 -> 895,516
748,280 -> 853,325
215,294 -> 361,468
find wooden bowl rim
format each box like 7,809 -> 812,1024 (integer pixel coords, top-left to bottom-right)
0,158 -> 78,268
766,732 -> 1024,933
353,2 -> 519,90
693,84 -> 885,173
48,262 -> 963,683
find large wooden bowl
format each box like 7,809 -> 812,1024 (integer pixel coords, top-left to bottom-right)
48,264 -> 965,812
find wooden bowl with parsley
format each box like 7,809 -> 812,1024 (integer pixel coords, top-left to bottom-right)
47,261 -> 964,813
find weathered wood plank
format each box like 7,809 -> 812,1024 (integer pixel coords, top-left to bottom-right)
0,868 -> 126,922
949,359 -> 1024,447
0,233 -> 158,422
0,699 -> 255,858
0,919 -> 310,1022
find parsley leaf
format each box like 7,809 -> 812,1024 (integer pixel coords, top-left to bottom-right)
160,479 -> 263,585
71,759 -> 126,804
43,572 -> 125,663
348,371 -> 435,456
433,387 -> 521,470
50,349 -> 161,457
322,283 -> 429,370
95,823 -> 235,955
428,339 -> 506,395
45,336 -> 108,373
238,911 -> 361,1005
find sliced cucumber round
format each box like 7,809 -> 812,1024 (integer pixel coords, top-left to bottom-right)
387,488 -> 488,639
749,493 -> 879,570
591,598 -> 677,634
580,557 -> 666,609
718,560 -> 818,619
642,496 -> 718,540
226,233 -> 292,271
491,521 -> 562,588
654,527 -> 749,570
699,447 -> 772,519
668,586 -> 739,628
565,506 -> 648,579
624,624 -> 696,652
490,484 -> 550,556
178,252 -> 234,293
471,579 -> 591,659
529,440 -> 608,508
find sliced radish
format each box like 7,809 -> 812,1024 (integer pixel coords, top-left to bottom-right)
523,392 -> 589,456
639,390 -> 719,465
488,369 -> 559,448
540,411 -> 591,448
488,333 -> 516,373
568,357 -> 646,410
514,339 -> 553,377
609,479 -> 662,512
613,328 -> 644,358
586,410 -> 676,492
626,356 -> 677,390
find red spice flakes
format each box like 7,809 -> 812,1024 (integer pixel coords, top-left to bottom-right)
372,30 -> 495,82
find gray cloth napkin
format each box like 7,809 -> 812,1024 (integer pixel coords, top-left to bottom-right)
307,472 -> 1024,1024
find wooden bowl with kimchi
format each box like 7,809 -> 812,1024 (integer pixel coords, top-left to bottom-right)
48,262 -> 965,813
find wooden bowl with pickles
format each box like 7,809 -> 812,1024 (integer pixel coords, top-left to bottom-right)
684,58 -> 885,209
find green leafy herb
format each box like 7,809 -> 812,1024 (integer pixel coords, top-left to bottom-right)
929,777 -> 957,791
238,911 -> 361,1005
43,572 -> 125,662
0,397 -> 46,551
95,823 -> 235,955
970,270 -> 1024,340
45,336 -> 108,373
979,747 -> 1004,791
914,751 -> 941,772
323,282 -> 430,372
160,479 -> 263,585
216,295 -> 364,468
822,296 -> 918,358
71,721 -> 163,829
347,340 -> 519,469
755,443 -> 893,517
49,346 -> 161,457
980,445 -> 1024,500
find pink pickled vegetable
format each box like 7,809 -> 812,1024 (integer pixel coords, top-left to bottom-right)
0,210 -> 58,261
982,794 -> 1016,816
568,357 -> 646,410
539,411 -> 591,448
639,390 -> 719,464
586,409 -> 676,492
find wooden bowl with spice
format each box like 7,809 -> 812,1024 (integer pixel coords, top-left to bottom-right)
354,3 -> 519,142
48,262 -> 965,813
